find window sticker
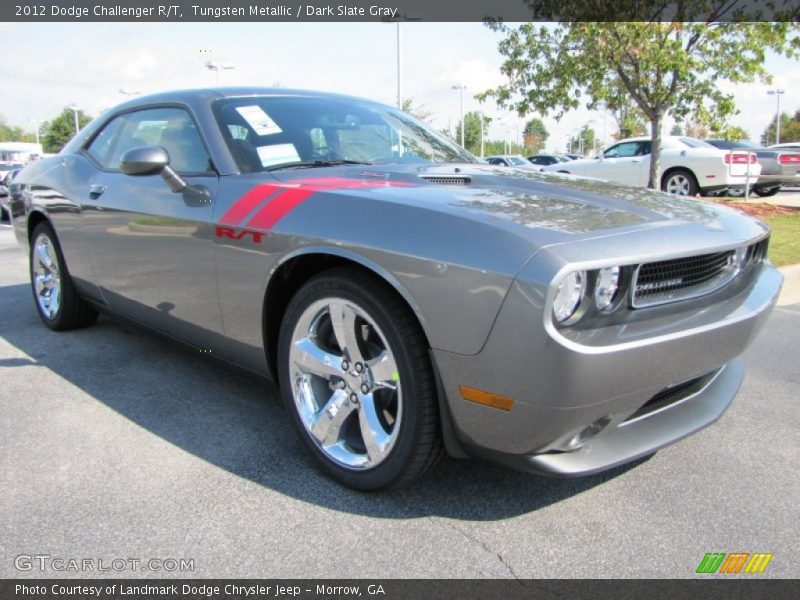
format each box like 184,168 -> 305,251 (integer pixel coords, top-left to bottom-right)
257,143 -> 301,167
235,105 -> 283,136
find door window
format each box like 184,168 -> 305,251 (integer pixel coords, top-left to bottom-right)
604,142 -> 640,158
102,107 -> 212,174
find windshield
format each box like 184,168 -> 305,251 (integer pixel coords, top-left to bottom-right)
213,96 -> 476,172
507,156 -> 528,166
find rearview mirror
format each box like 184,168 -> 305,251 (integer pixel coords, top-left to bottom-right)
120,146 -> 170,176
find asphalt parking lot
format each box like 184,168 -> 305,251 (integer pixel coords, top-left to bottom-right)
1,224 -> 798,579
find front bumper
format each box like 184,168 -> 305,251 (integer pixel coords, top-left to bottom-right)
433,255 -> 782,476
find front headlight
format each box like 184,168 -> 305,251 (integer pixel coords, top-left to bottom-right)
594,266 -> 621,311
553,270 -> 586,322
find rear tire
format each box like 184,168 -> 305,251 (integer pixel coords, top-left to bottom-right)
753,186 -> 781,198
661,168 -> 699,196
29,222 -> 98,331
277,266 -> 444,491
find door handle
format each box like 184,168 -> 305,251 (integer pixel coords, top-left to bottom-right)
89,185 -> 106,199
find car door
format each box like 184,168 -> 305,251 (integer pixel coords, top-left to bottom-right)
586,141 -> 647,186
81,106 -> 223,347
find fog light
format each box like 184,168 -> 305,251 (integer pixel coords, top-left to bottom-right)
565,416 -> 611,451
553,270 -> 586,323
594,266 -> 621,311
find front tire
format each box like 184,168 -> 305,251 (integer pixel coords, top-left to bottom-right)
29,222 -> 98,330
277,266 -> 444,491
661,169 -> 699,196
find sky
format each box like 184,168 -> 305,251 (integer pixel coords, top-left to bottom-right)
1,22 -> 799,152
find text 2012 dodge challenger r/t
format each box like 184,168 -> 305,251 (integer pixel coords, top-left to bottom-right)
7,88 -> 782,490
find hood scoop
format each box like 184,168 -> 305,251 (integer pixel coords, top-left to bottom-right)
420,175 -> 471,186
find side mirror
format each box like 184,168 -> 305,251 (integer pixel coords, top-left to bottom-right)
120,145 -> 192,195
120,146 -> 170,176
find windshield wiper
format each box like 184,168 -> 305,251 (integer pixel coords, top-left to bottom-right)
267,159 -> 373,171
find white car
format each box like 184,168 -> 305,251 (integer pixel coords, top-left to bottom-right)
542,136 -> 761,196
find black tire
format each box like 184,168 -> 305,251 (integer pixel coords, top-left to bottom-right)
753,186 -> 781,198
29,222 -> 98,331
277,266 -> 445,491
661,168 -> 699,196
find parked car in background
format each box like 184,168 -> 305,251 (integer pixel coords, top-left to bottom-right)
8,88 -> 781,490
0,167 -> 22,222
0,162 -> 25,180
769,142 -> 800,151
705,139 -> 800,197
528,154 -> 570,168
562,153 -> 583,161
485,155 -> 538,168
543,136 -> 761,196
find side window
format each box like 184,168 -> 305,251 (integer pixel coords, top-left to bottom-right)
636,141 -> 652,156
604,142 -> 639,158
107,107 -> 212,174
86,115 -> 128,168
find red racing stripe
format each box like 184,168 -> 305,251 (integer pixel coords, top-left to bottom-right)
223,176 -> 413,232
218,183 -> 282,226
245,187 -> 317,230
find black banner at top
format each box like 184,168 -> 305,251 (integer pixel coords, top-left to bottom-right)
2,0 -> 800,22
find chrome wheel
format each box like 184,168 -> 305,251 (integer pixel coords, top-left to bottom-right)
665,173 -> 691,195
288,297 -> 402,470
32,233 -> 61,320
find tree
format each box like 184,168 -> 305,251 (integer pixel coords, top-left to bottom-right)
600,80 -> 647,140
761,110 -> 800,145
484,139 -> 524,156
711,124 -> 750,141
454,111 -> 491,155
400,98 -> 433,123
670,123 -> 684,136
481,15 -> 799,190
523,118 -> 548,154
41,108 -> 93,153
0,116 -> 35,143
569,125 -> 599,155
684,118 -> 710,139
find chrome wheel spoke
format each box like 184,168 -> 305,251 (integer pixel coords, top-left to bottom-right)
36,242 -> 52,269
292,337 -> 343,379
328,299 -> 364,363
367,350 -> 398,390
309,390 -> 356,446
358,393 -> 392,464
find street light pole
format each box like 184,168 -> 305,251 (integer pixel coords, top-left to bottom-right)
29,119 -> 41,145
396,22 -> 402,109
205,60 -> 235,85
451,84 -> 466,148
479,111 -> 485,158
767,89 -> 785,144
67,105 -> 81,134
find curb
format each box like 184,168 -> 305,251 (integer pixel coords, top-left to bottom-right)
777,264 -> 800,307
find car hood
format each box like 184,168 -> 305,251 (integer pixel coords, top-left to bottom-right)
271,163 -> 731,237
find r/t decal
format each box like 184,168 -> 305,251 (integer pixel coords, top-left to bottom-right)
215,226 -> 265,243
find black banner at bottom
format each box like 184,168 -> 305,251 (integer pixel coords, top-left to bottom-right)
1,579 -> 798,600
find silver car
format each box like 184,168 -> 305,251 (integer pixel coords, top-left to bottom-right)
7,88 -> 781,490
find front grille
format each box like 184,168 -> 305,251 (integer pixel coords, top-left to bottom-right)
631,250 -> 740,308
420,176 -> 471,186
625,370 -> 718,423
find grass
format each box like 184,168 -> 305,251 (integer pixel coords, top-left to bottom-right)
763,214 -> 800,267
131,216 -> 196,227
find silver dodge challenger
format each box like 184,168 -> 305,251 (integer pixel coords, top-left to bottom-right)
8,88 -> 782,490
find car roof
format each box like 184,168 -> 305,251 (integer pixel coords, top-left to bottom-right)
109,87 -> 388,111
